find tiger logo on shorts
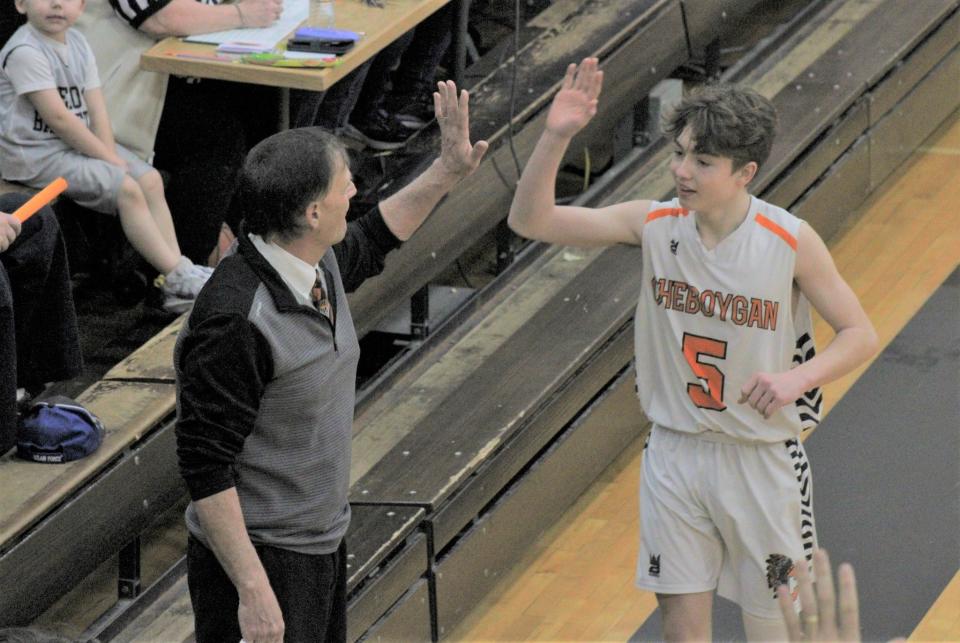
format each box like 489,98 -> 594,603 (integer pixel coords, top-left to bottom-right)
765,553 -> 798,600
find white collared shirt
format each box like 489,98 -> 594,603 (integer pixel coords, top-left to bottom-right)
249,234 -> 326,308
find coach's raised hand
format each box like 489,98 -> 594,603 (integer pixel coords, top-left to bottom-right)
379,80 -> 487,241
434,80 -> 488,180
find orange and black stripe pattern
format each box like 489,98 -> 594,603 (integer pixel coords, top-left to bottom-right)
785,437 -> 816,561
793,332 -> 822,431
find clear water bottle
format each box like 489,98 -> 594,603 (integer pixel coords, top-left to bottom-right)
310,0 -> 335,27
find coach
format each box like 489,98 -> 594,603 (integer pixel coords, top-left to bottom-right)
174,82 -> 487,643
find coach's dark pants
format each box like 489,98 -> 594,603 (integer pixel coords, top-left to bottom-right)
0,193 -> 81,455
187,534 -> 347,643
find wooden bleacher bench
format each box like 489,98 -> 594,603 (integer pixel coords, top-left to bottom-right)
0,317 -> 184,626
343,505 -> 429,642
101,1 -> 959,636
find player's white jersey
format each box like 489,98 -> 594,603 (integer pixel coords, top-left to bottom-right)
634,197 -> 821,443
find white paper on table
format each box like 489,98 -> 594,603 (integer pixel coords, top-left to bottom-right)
281,50 -> 337,60
184,0 -> 308,47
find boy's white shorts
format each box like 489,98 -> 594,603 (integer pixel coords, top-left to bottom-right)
28,143 -> 154,214
636,424 -> 816,619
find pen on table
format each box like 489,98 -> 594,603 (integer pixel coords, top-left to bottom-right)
166,52 -> 237,62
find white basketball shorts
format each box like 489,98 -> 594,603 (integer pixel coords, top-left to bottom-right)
636,424 -> 816,618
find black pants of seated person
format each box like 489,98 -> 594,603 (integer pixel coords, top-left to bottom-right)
153,77 -> 278,265
287,27 -> 416,130
351,3 -> 454,126
0,194 -> 81,455
187,535 -> 347,643
289,5 -> 452,134
287,59 -> 376,131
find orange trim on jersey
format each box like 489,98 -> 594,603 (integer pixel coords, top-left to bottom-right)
754,213 -> 797,251
646,207 -> 690,223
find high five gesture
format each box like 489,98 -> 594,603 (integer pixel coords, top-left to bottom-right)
546,58 -> 604,138
434,80 -> 489,179
508,57 -> 647,248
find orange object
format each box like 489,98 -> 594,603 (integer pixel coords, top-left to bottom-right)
755,212 -> 798,251
12,177 -> 68,223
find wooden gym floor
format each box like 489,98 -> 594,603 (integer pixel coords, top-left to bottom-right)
450,113 -> 960,642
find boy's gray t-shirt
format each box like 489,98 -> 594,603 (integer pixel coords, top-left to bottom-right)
0,24 -> 101,180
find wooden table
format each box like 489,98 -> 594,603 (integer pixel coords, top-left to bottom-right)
141,0 -> 453,92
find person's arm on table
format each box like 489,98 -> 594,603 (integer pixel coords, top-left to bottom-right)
131,0 -> 282,37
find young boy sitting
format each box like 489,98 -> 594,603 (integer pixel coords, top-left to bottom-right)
0,0 -> 211,312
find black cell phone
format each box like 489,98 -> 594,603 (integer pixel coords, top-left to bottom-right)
286,38 -> 355,55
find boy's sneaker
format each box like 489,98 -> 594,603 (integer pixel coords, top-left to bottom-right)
392,92 -> 435,130
190,263 -> 215,279
16,388 -> 30,414
156,256 -> 211,314
344,110 -> 412,151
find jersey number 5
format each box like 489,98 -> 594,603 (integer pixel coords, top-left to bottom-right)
681,333 -> 728,411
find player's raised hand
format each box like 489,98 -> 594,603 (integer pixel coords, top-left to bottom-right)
546,57 -> 603,139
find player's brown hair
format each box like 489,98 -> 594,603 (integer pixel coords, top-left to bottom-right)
664,84 -> 778,172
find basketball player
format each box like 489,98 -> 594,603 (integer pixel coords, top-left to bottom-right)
507,58 -> 878,641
